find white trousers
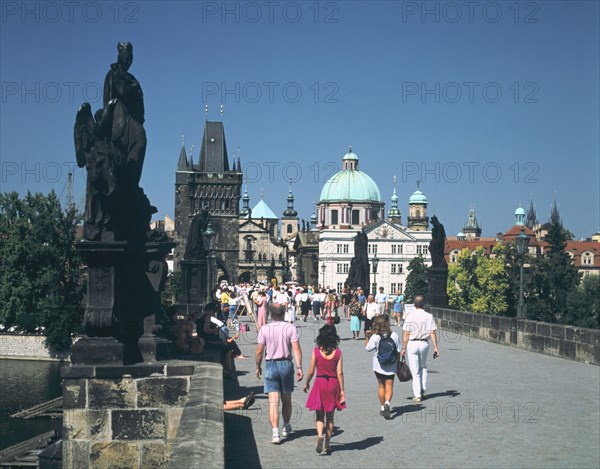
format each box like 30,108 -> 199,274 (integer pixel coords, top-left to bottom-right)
406,340 -> 429,398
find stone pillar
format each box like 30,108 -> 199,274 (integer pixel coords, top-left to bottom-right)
426,266 -> 449,307
62,363 -> 195,469
70,241 -> 175,365
174,259 -> 209,319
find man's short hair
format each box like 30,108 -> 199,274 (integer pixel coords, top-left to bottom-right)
414,295 -> 426,308
269,303 -> 286,320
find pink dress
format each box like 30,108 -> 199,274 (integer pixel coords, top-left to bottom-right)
256,296 -> 267,329
306,347 -> 346,412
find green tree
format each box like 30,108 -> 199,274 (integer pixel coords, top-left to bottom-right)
564,275 -> 600,329
0,191 -> 83,350
525,220 -> 580,323
404,256 -> 428,302
447,245 -> 509,315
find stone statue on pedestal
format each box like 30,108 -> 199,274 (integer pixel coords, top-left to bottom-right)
427,215 -> 449,307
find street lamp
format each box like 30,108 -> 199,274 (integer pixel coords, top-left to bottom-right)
516,226 -> 529,319
372,255 -> 380,293
204,223 -> 215,299
321,261 -> 326,288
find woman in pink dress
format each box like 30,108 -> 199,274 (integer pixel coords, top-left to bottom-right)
303,324 -> 346,454
254,290 -> 268,330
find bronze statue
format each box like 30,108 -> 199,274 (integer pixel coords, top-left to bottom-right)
429,215 -> 447,267
345,229 -> 371,294
184,208 -> 210,259
74,42 -> 154,241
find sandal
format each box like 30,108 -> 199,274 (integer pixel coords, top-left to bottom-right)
316,436 -> 324,454
242,392 -> 255,409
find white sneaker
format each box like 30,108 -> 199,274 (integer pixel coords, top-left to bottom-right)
282,424 -> 292,437
271,435 -> 280,444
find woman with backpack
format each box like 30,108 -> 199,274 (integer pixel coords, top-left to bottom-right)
365,314 -> 401,420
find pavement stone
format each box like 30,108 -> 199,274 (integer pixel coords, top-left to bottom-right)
223,316 -> 600,469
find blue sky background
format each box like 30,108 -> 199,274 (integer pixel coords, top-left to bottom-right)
1,1 -> 598,238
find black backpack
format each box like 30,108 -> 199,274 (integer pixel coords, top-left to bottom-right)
377,333 -> 397,365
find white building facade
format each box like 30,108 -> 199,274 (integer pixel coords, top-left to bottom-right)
317,148 -> 432,294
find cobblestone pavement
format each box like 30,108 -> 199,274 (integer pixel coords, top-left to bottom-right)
224,316 -> 600,469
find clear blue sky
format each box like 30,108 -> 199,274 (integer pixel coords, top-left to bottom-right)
1,1 -> 599,238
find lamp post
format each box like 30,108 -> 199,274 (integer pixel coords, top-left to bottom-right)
516,226 -> 529,319
204,223 -> 215,300
372,255 -> 380,293
321,261 -> 326,289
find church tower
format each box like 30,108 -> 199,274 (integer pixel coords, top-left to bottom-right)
463,205 -> 482,239
174,117 -> 243,280
387,176 -> 402,225
282,185 -> 299,238
407,182 -> 428,231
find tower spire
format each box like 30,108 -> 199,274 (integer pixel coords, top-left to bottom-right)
283,183 -> 298,217
387,175 -> 401,222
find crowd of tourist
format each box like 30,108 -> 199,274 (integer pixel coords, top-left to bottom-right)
189,280 -> 439,455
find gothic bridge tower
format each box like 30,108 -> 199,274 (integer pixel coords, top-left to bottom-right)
174,120 -> 243,281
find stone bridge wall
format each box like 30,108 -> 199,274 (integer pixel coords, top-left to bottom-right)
0,334 -> 70,361
427,307 -> 599,365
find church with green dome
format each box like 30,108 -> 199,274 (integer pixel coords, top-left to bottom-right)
317,148 -> 433,294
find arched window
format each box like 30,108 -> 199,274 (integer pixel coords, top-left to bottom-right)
582,252 -> 594,265
416,209 -> 421,218
287,224 -> 292,234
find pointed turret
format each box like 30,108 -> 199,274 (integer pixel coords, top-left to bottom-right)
240,179 -> 250,217
463,205 -> 482,239
199,121 -> 229,172
550,198 -> 562,226
177,143 -> 190,171
387,176 -> 401,224
526,199 -> 538,229
310,201 -> 317,227
282,184 -> 299,237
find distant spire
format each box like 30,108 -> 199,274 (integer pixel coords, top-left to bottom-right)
550,197 -> 562,226
220,103 -> 224,121
283,183 -> 298,218
310,201 -> 317,226
526,196 -> 538,229
387,175 -> 401,220
240,177 -> 250,217
177,134 -> 189,171
66,171 -> 75,211
463,205 -> 482,238
237,146 -> 242,173
204,104 -> 208,120
189,144 -> 194,169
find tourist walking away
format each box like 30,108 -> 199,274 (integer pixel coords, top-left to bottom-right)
391,289 -> 404,326
366,315 -> 401,419
401,295 -> 440,402
298,288 -> 311,322
312,288 -> 323,320
363,294 -> 379,344
348,295 -> 362,340
304,324 -> 346,454
255,304 -> 303,443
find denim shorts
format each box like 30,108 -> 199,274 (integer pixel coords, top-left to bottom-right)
264,359 -> 294,394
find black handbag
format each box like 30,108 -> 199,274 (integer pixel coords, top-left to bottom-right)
396,356 -> 412,382
333,314 -> 340,324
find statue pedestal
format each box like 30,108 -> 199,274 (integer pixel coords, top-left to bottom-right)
72,240 -> 175,365
174,259 -> 209,319
427,266 -> 449,307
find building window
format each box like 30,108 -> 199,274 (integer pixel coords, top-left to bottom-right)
337,263 -> 349,274
416,209 -> 421,218
391,244 -> 403,254
337,282 -> 343,292
390,263 -> 403,274
287,224 -> 292,234
337,244 -> 349,254
390,283 -> 403,293
331,210 -> 339,225
352,210 -> 360,225
368,244 -> 378,255
450,250 -> 460,263
582,252 -> 593,265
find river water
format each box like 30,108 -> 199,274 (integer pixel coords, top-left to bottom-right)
0,359 -> 62,450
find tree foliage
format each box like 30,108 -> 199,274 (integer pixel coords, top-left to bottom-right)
564,275 -> 600,329
404,256 -> 428,303
525,221 -> 580,323
447,245 -> 509,315
0,191 -> 83,350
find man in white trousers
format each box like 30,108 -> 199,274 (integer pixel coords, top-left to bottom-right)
401,295 -> 440,402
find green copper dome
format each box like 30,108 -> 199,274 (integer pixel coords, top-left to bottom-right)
320,170 -> 382,203
409,188 -> 427,204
